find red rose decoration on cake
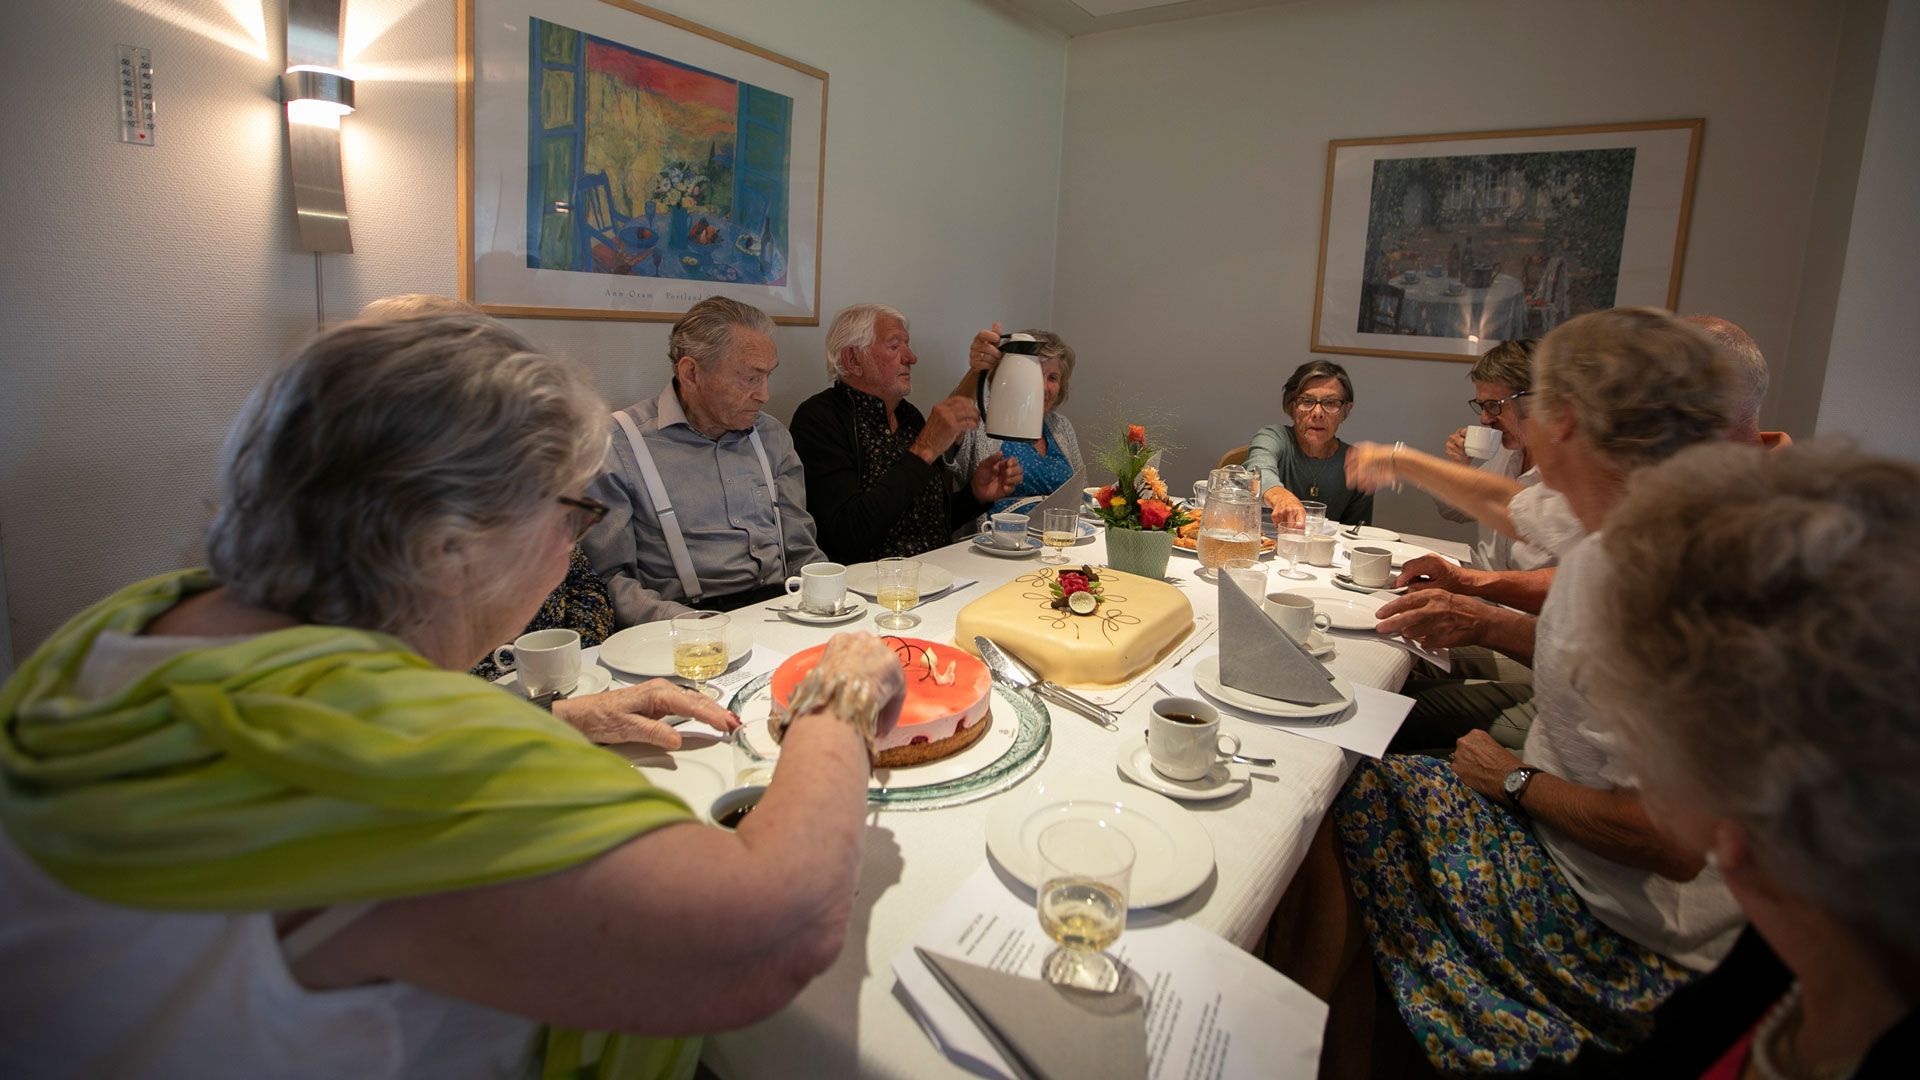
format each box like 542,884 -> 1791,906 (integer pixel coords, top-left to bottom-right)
1058,571 -> 1090,595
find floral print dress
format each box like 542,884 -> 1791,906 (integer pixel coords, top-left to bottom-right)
1335,754 -> 1692,1071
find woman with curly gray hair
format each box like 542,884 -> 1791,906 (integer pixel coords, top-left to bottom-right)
1578,440 -> 1919,1075
0,314 -> 909,1077
1269,308 -> 1746,1076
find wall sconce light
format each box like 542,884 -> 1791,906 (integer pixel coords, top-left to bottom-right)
282,1 -> 353,253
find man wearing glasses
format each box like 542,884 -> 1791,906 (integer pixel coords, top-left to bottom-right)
582,298 -> 825,626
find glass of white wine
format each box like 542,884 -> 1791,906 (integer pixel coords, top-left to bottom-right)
670,610 -> 730,700
873,557 -> 921,631
1041,508 -> 1077,565
1035,818 -> 1134,992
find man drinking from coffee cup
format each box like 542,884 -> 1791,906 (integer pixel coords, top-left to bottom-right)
583,298 -> 828,626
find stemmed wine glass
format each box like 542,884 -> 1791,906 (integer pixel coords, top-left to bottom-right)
1041,508 -> 1077,565
874,557 -> 922,631
1036,818 -> 1134,992
671,610 -> 730,700
1275,523 -> 1313,580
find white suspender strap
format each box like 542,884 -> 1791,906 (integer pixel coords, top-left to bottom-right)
746,428 -> 789,581
613,410 -> 703,602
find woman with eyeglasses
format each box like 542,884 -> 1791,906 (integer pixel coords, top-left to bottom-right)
1247,359 -> 1372,527
0,314 -> 910,1077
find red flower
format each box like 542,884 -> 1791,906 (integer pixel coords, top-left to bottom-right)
1095,484 -> 1118,506
1138,498 -> 1171,530
1126,424 -> 1147,448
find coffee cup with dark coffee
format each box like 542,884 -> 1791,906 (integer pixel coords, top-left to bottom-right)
1147,696 -> 1241,781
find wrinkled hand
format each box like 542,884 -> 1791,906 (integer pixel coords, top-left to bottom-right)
1264,484 -> 1304,528
1372,589 -> 1490,649
1393,553 -> 1480,594
1451,730 -> 1522,801
1344,441 -> 1399,494
971,452 -> 1023,502
1444,427 -> 1469,464
913,396 -> 980,460
552,679 -> 741,750
967,323 -> 1004,376
811,632 -> 907,739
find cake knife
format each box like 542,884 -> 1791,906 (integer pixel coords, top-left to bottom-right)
974,636 -> 1119,730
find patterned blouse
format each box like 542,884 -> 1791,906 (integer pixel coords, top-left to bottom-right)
842,385 -> 956,559
469,547 -> 615,681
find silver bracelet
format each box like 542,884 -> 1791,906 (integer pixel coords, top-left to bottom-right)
1389,441 -> 1406,493
774,670 -> 881,761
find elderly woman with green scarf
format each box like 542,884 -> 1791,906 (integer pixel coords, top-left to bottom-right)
0,315 -> 906,1079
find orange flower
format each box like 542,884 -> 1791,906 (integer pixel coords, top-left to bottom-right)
1126,424 -> 1147,448
1138,498 -> 1172,529
1139,465 -> 1167,501
1095,484 -> 1118,505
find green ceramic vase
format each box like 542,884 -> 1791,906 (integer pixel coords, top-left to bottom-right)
1103,526 -> 1174,580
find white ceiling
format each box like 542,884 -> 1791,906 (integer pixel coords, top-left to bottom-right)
993,0 -> 1319,37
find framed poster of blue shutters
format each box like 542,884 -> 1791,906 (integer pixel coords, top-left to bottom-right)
461,0 -> 826,323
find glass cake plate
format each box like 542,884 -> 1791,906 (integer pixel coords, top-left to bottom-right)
728,674 -> 1050,810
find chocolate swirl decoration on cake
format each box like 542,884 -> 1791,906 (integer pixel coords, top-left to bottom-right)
1014,567 -> 1143,643
883,636 -> 958,685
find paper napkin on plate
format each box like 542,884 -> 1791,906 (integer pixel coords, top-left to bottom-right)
1217,572 -> 1342,705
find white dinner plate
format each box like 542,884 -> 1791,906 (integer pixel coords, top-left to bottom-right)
1115,737 -> 1247,801
970,534 -> 1043,558
493,664 -> 612,698
622,754 -> 728,821
1277,587 -> 1391,631
1193,656 -> 1355,720
771,596 -> 868,625
598,620 -> 755,677
984,778 -> 1215,908
1340,525 -> 1402,542
1026,518 -> 1097,544
844,561 -> 956,600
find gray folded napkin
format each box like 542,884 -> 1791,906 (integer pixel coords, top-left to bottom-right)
1027,466 -> 1087,519
1217,573 -> 1342,705
916,947 -> 1148,1080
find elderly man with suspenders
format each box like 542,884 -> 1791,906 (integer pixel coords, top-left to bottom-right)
582,298 -> 825,626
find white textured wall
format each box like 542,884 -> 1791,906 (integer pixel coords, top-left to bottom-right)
1053,0 -> 1852,537
0,0 -> 1066,659
1813,0 -> 1920,460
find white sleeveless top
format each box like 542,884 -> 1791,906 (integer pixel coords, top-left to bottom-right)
0,631 -> 541,1079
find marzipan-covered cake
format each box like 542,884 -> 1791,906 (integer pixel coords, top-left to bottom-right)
954,565 -> 1194,688
770,637 -> 992,768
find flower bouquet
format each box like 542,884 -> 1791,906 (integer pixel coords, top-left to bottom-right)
1089,425 -> 1191,579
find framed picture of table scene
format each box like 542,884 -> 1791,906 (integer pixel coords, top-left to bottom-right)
459,0 -> 827,323
1311,119 -> 1702,363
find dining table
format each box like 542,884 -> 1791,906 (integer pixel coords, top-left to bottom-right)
577,524 -> 1469,1079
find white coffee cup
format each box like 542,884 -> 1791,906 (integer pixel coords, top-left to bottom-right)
1264,592 -> 1333,644
1148,697 -> 1241,782
491,628 -> 582,697
709,784 -> 768,829
1464,424 -> 1503,460
1349,545 -> 1395,588
784,561 -> 848,614
1305,532 -> 1337,567
977,512 -> 1031,549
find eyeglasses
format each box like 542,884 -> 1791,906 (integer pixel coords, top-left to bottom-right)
1506,390 -> 1538,418
1467,395 -> 1517,418
557,495 -> 608,543
1293,397 -> 1349,414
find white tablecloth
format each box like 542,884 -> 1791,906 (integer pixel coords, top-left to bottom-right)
592,530 -> 1465,1079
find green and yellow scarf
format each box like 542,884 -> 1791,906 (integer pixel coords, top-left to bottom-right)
0,570 -> 699,1080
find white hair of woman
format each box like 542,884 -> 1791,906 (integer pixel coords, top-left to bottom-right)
206,314 -> 607,634
822,302 -> 908,380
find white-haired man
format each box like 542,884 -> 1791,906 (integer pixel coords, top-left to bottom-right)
789,304 -> 1020,563
582,297 -> 825,626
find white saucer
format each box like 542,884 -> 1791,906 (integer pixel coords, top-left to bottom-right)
1300,628 -> 1336,658
599,620 -> 755,677
984,777 -> 1215,908
1341,525 -> 1401,542
1333,574 -> 1408,597
1193,656 -> 1354,719
493,664 -> 613,698
845,561 -> 956,599
970,534 -> 1043,558
772,596 -> 869,624
1116,737 -> 1247,801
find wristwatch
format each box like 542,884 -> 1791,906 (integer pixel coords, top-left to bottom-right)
1502,766 -> 1542,812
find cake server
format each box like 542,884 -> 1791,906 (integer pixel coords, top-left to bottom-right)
974,636 -> 1119,730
